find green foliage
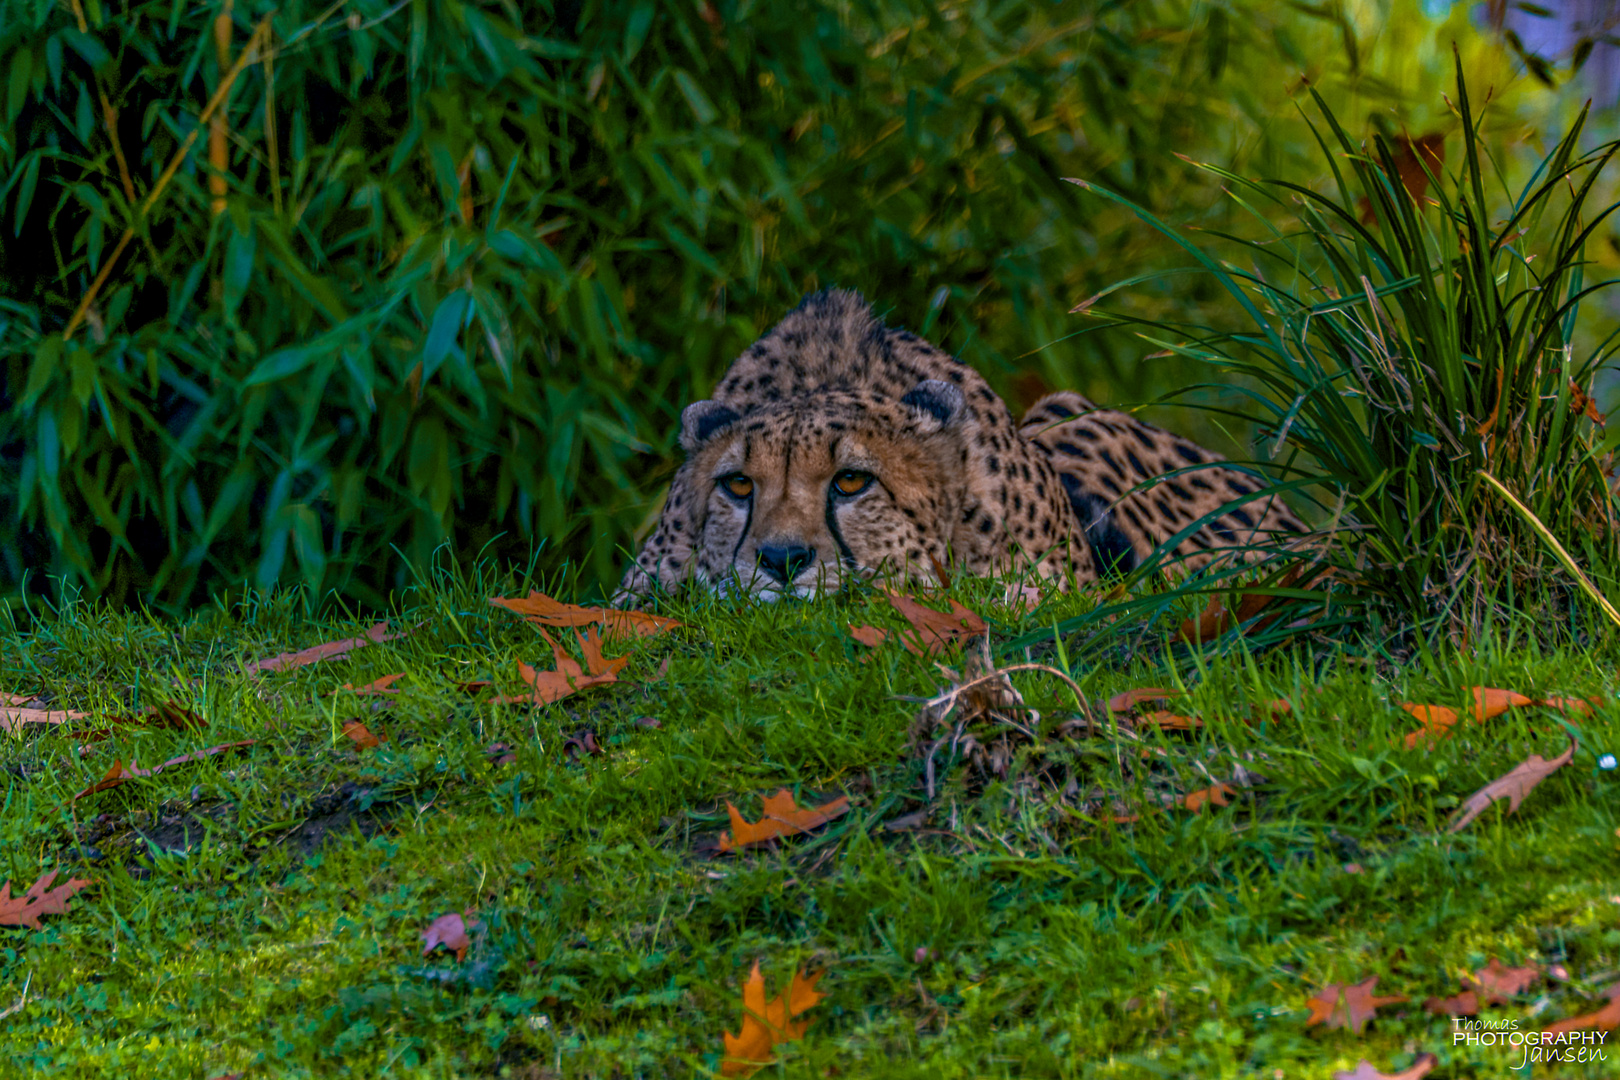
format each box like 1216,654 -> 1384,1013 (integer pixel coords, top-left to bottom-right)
1073,56 -> 1620,637
0,0 -> 1297,611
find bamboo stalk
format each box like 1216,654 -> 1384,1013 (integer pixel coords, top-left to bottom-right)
64,18 -> 271,341
209,0 -> 235,216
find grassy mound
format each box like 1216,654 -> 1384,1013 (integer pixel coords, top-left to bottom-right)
2,566 -> 1617,1077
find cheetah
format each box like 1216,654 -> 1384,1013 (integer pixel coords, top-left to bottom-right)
615,289 -> 1305,602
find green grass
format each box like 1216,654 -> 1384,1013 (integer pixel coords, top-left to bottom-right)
2,564 -> 1618,1077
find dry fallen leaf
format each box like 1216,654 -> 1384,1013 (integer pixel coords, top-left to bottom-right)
1181,783 -> 1235,812
1333,1053 -> 1437,1080
1402,686 -> 1598,748
1543,983 -> 1620,1033
884,592 -> 988,657
73,741 -> 256,799
1173,566 -> 1316,645
1471,958 -> 1541,1004
1,692 -> 39,706
1305,976 -> 1408,1034
846,624 -> 890,651
1140,710 -> 1202,731
1447,739 -> 1576,833
342,718 -> 387,750
489,589 -> 682,638
1,706 -> 87,733
327,673 -> 405,696
718,790 -> 852,852
492,627 -> 628,707
721,961 -> 826,1077
422,911 -> 477,962
1423,988 -> 1480,1016
248,621 -> 397,673
1107,687 -> 1184,713
0,870 -> 92,929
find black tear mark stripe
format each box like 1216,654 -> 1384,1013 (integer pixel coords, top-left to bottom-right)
824,488 -> 859,571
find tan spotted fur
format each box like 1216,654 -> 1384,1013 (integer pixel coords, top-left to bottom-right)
616,290 -> 1304,602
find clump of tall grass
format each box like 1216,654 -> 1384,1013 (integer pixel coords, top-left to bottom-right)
1069,54 -> 1620,645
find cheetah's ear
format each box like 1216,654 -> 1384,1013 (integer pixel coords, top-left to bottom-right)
680,400 -> 741,453
899,379 -> 964,432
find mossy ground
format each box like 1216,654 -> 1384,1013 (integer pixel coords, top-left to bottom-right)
2,565 -> 1618,1078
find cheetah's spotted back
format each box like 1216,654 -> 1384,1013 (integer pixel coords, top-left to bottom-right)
617,290 -> 1305,602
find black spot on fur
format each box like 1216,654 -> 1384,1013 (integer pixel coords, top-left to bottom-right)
1045,402 -> 1075,418
1060,475 -> 1136,575
1176,444 -> 1204,464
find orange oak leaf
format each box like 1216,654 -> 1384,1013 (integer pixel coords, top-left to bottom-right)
422,911 -> 477,962
498,627 -> 628,706
1181,783 -> 1235,811
1,705 -> 87,733
1399,703 -> 1460,748
342,718 -> 387,750
488,590 -> 682,638
718,790 -> 852,852
1470,958 -> 1541,1003
327,673 -> 406,696
721,961 -> 826,1077
1,692 -> 38,706
1306,976 -> 1408,1034
1569,378 -> 1605,424
248,622 -> 398,673
1333,1054 -> 1437,1080
74,701 -> 209,746
1107,687 -> 1184,713
1140,710 -> 1202,731
847,625 -> 890,649
884,592 -> 987,656
1423,988 -> 1480,1016
1543,983 -> 1620,1033
1402,687 -> 1594,748
73,741 -> 255,799
1447,739 -> 1576,833
0,870 -> 92,929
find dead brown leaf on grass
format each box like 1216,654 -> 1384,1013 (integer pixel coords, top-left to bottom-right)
1447,740 -> 1576,833
884,591 -> 988,657
1305,976 -> 1408,1034
1543,983 -> 1620,1033
73,741 -> 256,799
1423,959 -> 1541,1016
720,962 -> 826,1077
342,718 -> 387,750
247,621 -> 398,673
327,673 -> 406,696
1106,687 -> 1184,713
1,692 -> 40,706
718,790 -> 851,852
422,911 -> 478,962
489,589 -> 682,638
0,870 -> 92,929
1,705 -> 88,733
493,627 -> 629,707
1180,782 -> 1235,811
1401,686 -> 1600,749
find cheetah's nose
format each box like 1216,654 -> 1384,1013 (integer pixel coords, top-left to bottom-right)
756,544 -> 816,585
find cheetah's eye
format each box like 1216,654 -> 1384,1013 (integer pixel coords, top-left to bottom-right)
719,474 -> 754,499
831,470 -> 873,497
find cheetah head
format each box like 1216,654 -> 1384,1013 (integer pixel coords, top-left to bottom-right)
676,380 -> 970,599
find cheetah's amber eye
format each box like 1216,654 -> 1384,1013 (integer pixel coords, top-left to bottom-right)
831,470 -> 873,497
720,474 -> 754,499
